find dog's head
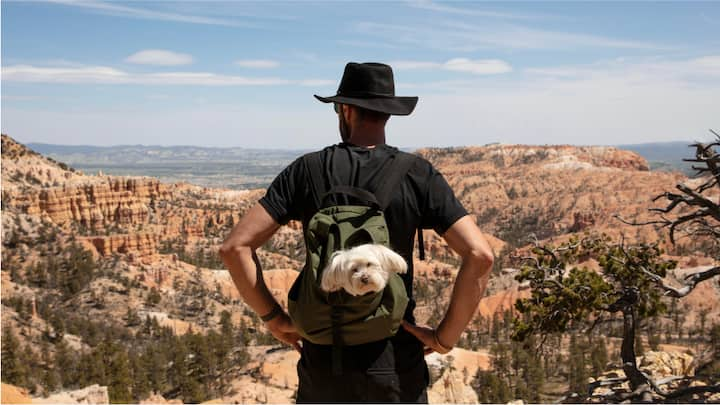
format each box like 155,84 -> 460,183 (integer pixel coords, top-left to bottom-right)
320,244 -> 407,296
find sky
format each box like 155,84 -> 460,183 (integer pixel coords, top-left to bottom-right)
1,1 -> 719,149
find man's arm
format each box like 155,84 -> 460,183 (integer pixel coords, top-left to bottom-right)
219,203 -> 301,350
403,215 -> 494,354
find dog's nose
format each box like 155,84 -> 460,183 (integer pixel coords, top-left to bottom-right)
361,275 -> 369,284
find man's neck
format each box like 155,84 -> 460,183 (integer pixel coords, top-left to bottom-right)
347,126 -> 386,147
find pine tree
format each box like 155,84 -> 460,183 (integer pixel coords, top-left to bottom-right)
473,370 -> 511,403
2,327 -> 29,388
491,342 -> 511,380
41,361 -> 59,395
107,344 -> 133,404
490,313 -> 501,341
54,340 -> 76,388
523,345 -> 545,402
22,344 -> 40,394
125,307 -> 141,327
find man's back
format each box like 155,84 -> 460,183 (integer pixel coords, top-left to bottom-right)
259,142 -> 467,320
258,142 -> 466,403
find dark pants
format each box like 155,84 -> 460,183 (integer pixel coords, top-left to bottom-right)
296,329 -> 429,403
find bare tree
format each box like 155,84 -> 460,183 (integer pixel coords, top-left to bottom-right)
516,132 -> 720,402
618,129 -> 720,255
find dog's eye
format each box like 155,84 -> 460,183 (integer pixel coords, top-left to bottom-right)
352,268 -> 358,273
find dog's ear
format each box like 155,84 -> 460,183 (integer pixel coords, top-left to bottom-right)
320,251 -> 347,292
372,245 -> 408,274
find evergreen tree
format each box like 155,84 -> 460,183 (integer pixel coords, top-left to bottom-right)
144,343 -> 168,395
125,307 -> 141,327
473,370 -> 512,404
523,346 -> 545,402
146,287 -> 162,306
2,327 -> 29,388
58,243 -> 96,297
39,340 -> 58,394
54,340 -> 76,388
107,344 -> 133,404
490,313 -> 501,341
490,342 -> 511,380
22,344 -> 39,394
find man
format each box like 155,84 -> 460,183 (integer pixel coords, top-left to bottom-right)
220,62 -> 494,402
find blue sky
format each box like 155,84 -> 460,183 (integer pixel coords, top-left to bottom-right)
2,1 -> 719,149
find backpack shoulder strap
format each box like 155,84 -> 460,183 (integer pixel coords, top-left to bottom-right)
375,152 -> 417,210
322,185 -> 380,209
303,152 -> 325,211
374,152 -> 426,260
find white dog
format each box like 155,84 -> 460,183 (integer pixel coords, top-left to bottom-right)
320,244 -> 408,296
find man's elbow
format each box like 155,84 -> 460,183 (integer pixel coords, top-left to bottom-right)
219,241 -> 251,262
466,247 -> 494,275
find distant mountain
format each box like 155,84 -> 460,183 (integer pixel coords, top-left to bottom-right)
615,141 -> 697,175
27,143 -> 307,164
26,143 -> 309,189
24,140 -> 704,188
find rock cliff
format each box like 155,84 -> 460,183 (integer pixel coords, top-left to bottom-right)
417,144 -> 686,249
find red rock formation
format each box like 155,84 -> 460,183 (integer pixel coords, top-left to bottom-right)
416,144 -> 684,248
7,178 -> 171,228
85,233 -> 162,257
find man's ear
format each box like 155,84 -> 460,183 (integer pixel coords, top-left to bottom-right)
320,251 -> 347,292
373,245 -> 408,274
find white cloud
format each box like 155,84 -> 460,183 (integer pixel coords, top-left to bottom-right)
391,61 -> 440,70
4,56 -> 717,148
405,0 -> 547,20
391,58 -> 512,75
44,0 -> 250,27
234,59 -> 280,69
2,105 -> 338,148
355,21 -> 670,51
524,56 -> 720,81
387,56 -> 720,147
1,64 -> 331,86
297,79 -> 336,87
126,50 -> 193,66
444,58 -> 512,75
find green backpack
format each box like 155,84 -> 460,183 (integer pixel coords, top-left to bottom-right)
288,151 -> 423,370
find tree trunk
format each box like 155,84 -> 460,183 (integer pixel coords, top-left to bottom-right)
621,307 -> 651,398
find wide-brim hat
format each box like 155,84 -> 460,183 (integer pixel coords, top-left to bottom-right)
314,62 -> 418,116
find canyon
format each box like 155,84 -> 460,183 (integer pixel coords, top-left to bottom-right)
2,134 -> 717,403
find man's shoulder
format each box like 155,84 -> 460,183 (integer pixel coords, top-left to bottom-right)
297,144 -> 338,160
295,144 -> 433,172
390,148 -> 435,174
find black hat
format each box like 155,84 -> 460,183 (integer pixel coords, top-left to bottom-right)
314,62 -> 418,116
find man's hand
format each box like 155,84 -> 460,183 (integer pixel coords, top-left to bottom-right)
402,320 -> 451,356
266,313 -> 302,352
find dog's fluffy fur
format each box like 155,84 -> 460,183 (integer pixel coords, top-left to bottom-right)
320,244 -> 407,296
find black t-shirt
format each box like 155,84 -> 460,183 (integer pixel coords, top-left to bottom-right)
259,142 -> 467,320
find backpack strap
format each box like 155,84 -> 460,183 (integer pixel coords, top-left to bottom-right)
305,150 -> 426,259
374,153 -> 427,260
303,153 -> 326,211
374,153 -> 417,210
321,185 -> 380,209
